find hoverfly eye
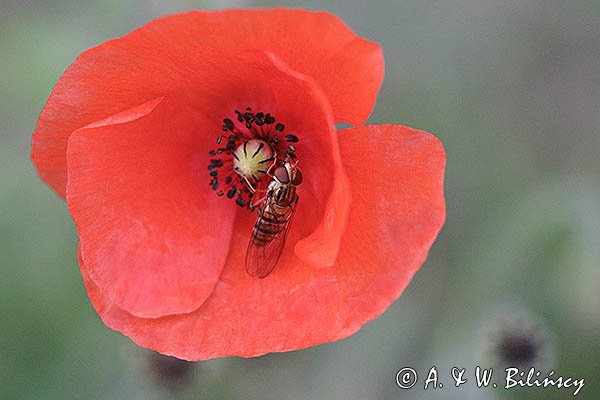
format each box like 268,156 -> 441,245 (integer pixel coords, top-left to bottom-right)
273,166 -> 290,183
291,168 -> 303,186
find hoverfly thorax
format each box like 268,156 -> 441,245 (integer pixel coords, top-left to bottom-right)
270,161 -> 303,207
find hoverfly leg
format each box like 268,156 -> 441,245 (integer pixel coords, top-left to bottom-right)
249,189 -> 268,210
233,170 -> 257,193
265,150 -> 278,176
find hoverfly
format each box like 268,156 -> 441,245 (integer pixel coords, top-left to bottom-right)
245,158 -> 303,278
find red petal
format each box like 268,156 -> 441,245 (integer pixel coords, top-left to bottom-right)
260,53 -> 350,268
219,9 -> 384,125
32,9 -> 383,198
67,97 -> 236,318
78,124 -> 445,360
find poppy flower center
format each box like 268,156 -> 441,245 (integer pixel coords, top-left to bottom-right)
208,108 -> 299,209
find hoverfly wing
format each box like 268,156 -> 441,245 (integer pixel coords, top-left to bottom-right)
245,196 -> 298,278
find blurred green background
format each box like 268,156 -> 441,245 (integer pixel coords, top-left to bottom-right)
1,1 -> 599,399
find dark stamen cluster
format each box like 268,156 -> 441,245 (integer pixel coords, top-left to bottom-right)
208,107 -> 300,209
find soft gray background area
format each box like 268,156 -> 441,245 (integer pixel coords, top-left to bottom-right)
1,0 -> 599,399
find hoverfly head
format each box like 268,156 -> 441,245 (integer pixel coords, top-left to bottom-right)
273,160 -> 303,187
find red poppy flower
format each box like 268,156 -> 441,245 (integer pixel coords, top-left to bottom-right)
31,9 -> 445,360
